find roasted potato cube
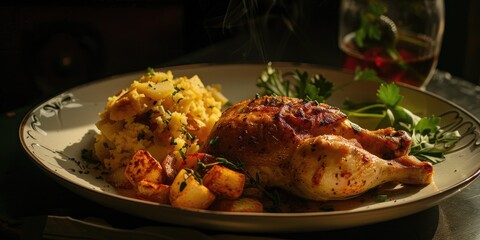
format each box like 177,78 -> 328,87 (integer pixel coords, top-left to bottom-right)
169,169 -> 216,209
124,150 -> 164,186
136,180 -> 170,204
177,153 -> 200,171
161,153 -> 216,184
209,198 -> 264,212
160,154 -> 178,184
178,153 -> 217,172
202,165 -> 245,199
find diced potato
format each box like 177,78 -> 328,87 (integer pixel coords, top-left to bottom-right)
136,180 -> 170,204
169,169 -> 216,209
177,153 -> 216,172
177,153 -> 201,171
202,165 -> 245,199
124,150 -> 164,186
132,80 -> 174,101
209,198 -> 264,212
160,154 -> 179,184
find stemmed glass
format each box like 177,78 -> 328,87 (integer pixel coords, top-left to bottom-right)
338,0 -> 445,89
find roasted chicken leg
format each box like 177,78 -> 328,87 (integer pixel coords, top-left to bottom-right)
201,96 -> 433,201
288,135 -> 433,200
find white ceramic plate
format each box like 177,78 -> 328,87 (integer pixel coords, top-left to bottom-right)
19,63 -> 480,232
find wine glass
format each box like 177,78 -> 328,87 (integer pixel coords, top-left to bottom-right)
338,0 -> 445,89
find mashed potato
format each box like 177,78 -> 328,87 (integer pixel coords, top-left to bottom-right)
94,69 -> 228,187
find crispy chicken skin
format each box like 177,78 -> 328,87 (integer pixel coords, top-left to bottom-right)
201,96 -> 433,201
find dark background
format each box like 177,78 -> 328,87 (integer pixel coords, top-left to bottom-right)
1,0 -> 479,113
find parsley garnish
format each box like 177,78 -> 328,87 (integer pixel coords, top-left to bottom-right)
344,76 -> 461,164
410,117 -> 461,163
257,62 -> 332,102
257,64 -> 382,102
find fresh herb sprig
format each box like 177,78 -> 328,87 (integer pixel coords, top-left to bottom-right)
256,62 -> 333,102
257,64 -> 383,103
409,117 -> 462,163
343,78 -> 461,164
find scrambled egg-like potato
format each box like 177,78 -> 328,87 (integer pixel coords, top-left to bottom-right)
94,69 -> 228,187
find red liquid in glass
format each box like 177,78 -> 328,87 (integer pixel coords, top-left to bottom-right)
340,33 -> 438,87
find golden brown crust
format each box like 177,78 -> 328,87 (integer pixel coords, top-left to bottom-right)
202,95 -> 411,165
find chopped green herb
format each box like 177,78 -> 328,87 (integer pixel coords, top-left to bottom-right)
179,181 -> 187,192
146,67 -> 155,77
178,149 -> 186,159
209,136 -> 219,146
376,194 -> 388,202
223,102 -> 233,108
216,157 -> 244,170
185,131 -> 195,141
173,86 -> 184,96
185,168 -> 203,185
163,118 -> 170,125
